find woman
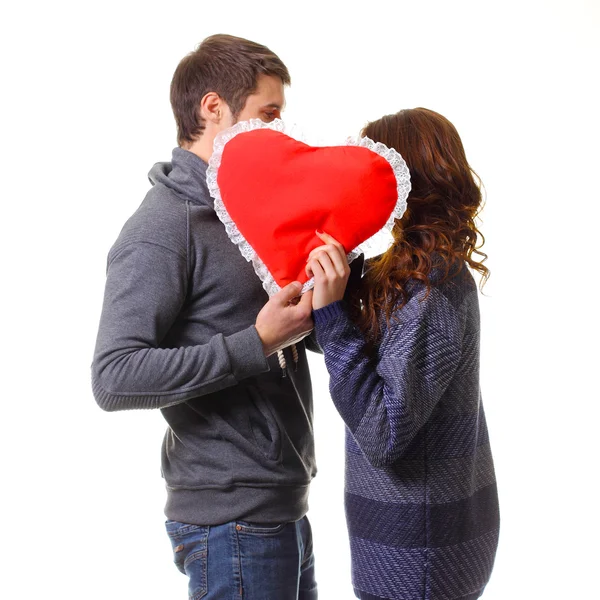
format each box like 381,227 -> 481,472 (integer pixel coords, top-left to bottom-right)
306,108 -> 499,600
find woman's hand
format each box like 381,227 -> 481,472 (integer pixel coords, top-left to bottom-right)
306,231 -> 351,310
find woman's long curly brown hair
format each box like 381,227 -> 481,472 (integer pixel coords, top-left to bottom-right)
350,108 -> 489,346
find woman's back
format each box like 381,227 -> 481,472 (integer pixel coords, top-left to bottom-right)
311,107 -> 499,600
336,264 -> 499,600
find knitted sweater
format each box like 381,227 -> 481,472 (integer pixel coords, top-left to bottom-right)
313,264 -> 499,600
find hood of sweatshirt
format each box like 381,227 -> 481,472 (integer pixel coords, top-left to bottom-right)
148,147 -> 214,208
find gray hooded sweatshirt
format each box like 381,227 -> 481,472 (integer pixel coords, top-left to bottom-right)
92,148 -> 317,525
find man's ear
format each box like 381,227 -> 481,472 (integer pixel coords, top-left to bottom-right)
199,92 -> 227,125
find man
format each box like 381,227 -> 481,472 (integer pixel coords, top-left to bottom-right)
92,34 -> 318,599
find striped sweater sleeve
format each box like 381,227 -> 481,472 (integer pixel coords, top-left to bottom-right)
314,292 -> 464,466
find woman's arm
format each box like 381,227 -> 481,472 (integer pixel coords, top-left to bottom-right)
304,252 -> 365,355
307,231 -> 464,466
314,294 -> 463,466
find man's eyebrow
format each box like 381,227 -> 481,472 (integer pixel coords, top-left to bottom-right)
262,102 -> 285,110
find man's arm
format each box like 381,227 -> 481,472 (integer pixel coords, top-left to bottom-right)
92,241 -> 312,412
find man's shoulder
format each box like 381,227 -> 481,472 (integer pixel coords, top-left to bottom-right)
109,185 -> 189,260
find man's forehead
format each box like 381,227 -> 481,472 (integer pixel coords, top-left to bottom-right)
262,100 -> 286,110
248,91 -> 286,111
253,75 -> 285,101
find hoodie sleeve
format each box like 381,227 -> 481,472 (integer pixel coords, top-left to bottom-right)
91,240 -> 269,412
313,293 -> 463,466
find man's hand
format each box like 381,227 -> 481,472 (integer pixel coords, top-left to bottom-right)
255,282 -> 314,357
306,231 -> 351,310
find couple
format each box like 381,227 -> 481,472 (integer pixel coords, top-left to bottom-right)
91,34 -> 499,600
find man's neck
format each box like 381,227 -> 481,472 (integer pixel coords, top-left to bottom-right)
183,133 -> 215,164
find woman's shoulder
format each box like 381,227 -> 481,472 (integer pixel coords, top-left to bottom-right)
430,260 -> 477,301
382,262 -> 478,335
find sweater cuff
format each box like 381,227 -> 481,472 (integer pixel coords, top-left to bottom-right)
224,325 -> 271,381
312,300 -> 346,327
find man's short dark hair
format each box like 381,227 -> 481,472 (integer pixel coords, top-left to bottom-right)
170,34 -> 291,146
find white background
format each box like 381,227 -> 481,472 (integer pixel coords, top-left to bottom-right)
1,1 -> 599,598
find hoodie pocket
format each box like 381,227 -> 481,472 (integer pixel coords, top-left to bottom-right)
190,381 -> 283,464
245,383 -> 282,462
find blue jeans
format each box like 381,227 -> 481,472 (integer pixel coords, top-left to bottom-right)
165,516 -> 317,600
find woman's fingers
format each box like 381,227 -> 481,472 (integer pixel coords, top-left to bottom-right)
307,247 -> 349,278
316,231 -> 346,257
309,232 -> 348,273
313,251 -> 337,280
329,247 -> 350,277
308,232 -> 345,259
306,257 -> 324,280
306,245 -> 325,262
307,254 -> 332,279
307,242 -> 350,310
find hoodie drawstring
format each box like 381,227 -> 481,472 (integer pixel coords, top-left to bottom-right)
277,344 -> 299,378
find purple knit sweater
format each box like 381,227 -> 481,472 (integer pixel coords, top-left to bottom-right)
313,263 -> 499,600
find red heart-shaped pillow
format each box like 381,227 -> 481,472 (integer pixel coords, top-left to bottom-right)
207,120 -> 410,295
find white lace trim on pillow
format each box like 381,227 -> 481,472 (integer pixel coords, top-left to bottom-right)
206,118 -> 411,297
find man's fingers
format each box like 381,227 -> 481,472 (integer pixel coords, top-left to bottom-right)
297,290 -> 315,323
275,281 -> 302,305
298,289 -> 313,310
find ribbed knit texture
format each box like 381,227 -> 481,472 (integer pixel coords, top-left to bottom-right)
314,265 -> 499,600
313,300 -> 345,326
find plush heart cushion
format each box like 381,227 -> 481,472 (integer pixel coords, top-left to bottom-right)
215,128 -> 399,291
